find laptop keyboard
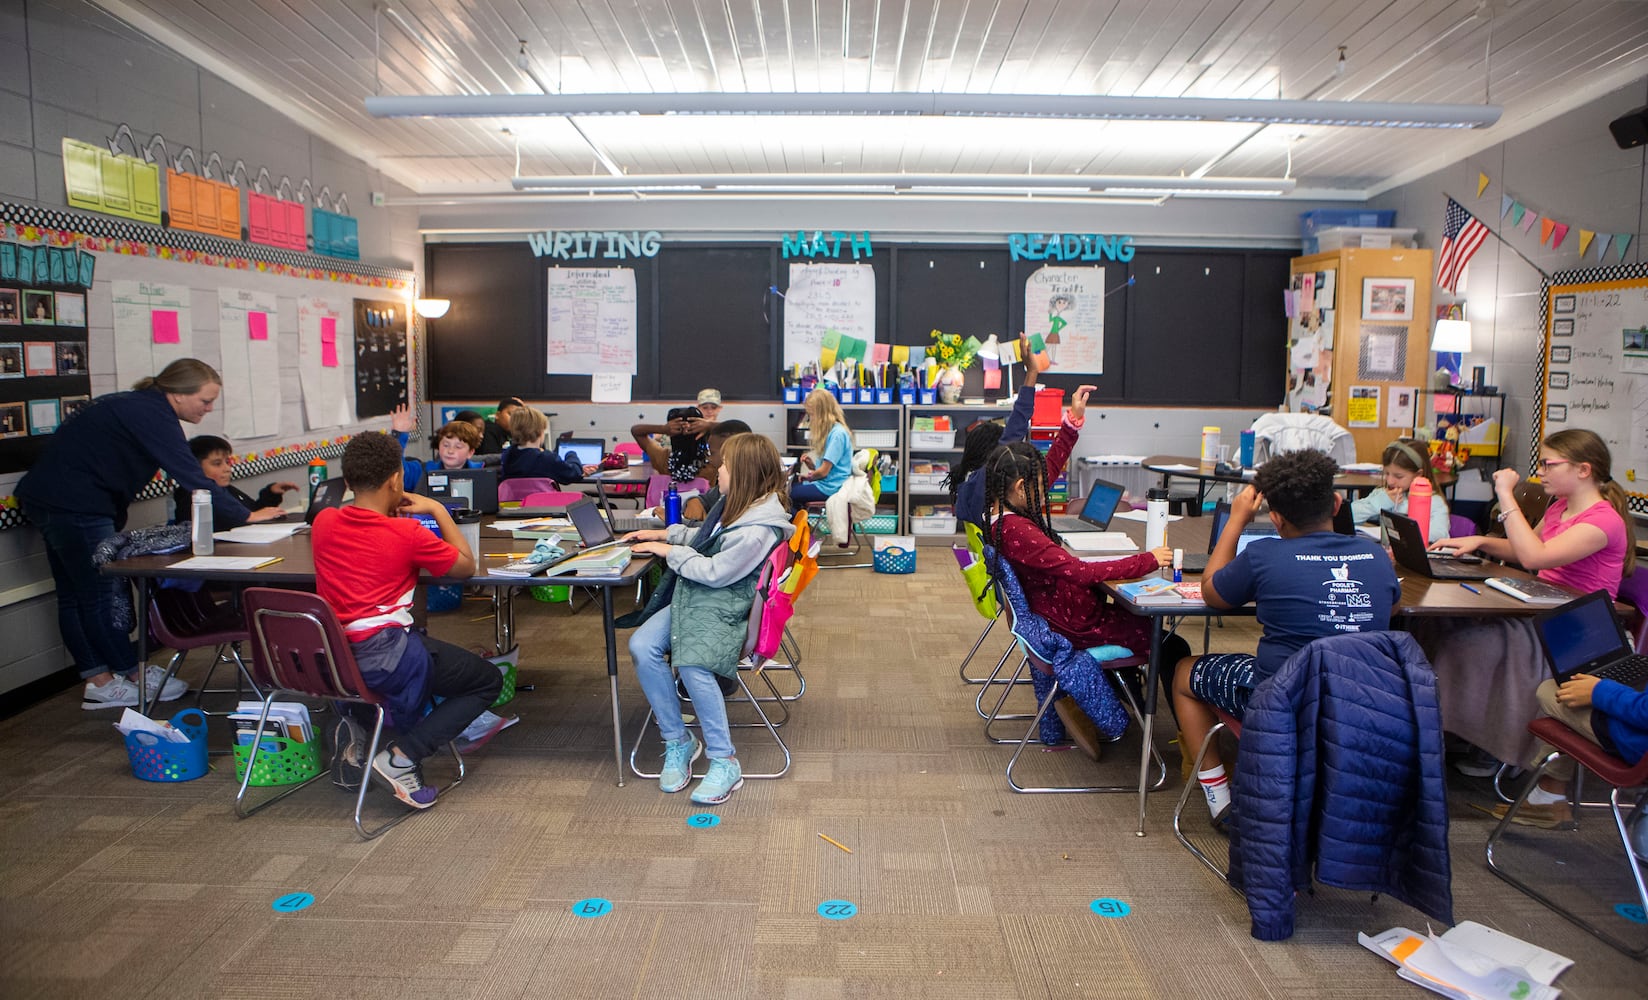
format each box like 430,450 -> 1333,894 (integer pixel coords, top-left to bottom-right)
609,514 -> 661,533
1597,654 -> 1648,689
1051,516 -> 1092,533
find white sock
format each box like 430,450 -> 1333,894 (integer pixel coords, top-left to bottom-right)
389,749 -> 415,768
1198,765 -> 1231,816
1527,785 -> 1566,806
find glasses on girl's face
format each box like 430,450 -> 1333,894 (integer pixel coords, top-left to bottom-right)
1536,459 -> 1570,472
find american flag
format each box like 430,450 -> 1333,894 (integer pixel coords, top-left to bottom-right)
1436,197 -> 1489,293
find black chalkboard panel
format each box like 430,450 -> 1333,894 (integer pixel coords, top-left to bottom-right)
656,245 -> 773,400
893,247 -> 1010,348
425,244 -> 542,399
1127,251 -> 1249,405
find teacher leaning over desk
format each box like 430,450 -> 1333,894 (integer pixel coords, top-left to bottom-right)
16,358 -> 283,711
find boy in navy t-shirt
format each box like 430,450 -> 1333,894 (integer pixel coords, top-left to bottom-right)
1171,449 -> 1401,828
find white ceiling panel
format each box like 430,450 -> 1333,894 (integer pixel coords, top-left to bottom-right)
90,0 -> 1648,200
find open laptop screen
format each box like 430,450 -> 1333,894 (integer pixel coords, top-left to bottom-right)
1078,479 -> 1125,529
559,439 -> 605,468
566,497 -> 615,547
1537,591 -> 1629,676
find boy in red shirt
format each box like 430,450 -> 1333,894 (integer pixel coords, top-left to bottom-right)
311,432 -> 501,808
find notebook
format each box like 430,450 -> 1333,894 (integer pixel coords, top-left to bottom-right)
1381,510 -> 1492,580
1050,478 -> 1125,534
1534,589 -> 1648,689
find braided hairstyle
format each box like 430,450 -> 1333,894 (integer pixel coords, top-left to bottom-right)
944,418 -> 1005,499
981,441 -> 1060,577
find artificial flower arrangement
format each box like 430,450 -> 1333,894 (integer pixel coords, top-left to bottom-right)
925,329 -> 979,370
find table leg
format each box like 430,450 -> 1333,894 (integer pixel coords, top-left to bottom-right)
1136,625 -> 1163,837
493,587 -> 515,655
602,586 -> 625,787
135,576 -> 152,713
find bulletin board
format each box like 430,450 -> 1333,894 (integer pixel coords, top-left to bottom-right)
1538,261 -> 1648,513
0,237 -> 92,468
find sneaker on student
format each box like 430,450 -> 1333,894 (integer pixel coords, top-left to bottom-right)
689,756 -> 743,805
455,711 -> 519,755
126,665 -> 188,704
1210,802 -> 1233,838
82,675 -> 141,710
330,715 -> 368,791
1453,748 -> 1504,779
1630,809 -> 1648,864
1482,798 -> 1574,829
659,734 -> 702,793
371,749 -> 438,809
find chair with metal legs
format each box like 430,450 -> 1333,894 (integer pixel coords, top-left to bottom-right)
146,588 -> 260,717
1485,717 -> 1648,959
1172,705 -> 1244,887
239,588 -> 465,840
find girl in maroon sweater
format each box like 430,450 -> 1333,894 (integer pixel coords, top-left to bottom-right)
983,387 -> 1174,655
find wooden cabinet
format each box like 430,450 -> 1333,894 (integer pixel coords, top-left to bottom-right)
1288,247 -> 1434,462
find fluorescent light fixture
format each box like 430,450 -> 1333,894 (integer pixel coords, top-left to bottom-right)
414,298 -> 451,319
366,92 -> 1501,129
1431,319 -> 1472,353
510,173 -> 1296,197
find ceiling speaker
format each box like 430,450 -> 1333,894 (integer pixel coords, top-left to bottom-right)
1609,105 -> 1648,149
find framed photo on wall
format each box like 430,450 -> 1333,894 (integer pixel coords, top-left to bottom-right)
54,291 -> 85,327
1361,277 -> 1415,322
22,290 -> 54,324
0,289 -> 17,324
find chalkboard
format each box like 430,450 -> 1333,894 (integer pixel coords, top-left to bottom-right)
1539,261 -> 1648,512
425,241 -> 1291,408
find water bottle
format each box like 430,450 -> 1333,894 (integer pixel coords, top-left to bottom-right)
307,458 -> 327,503
1238,429 -> 1256,469
664,484 -> 682,526
1407,478 -> 1434,544
190,490 -> 214,555
1145,487 -> 1170,552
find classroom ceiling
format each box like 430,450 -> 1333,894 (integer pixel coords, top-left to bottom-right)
94,0 -> 1648,202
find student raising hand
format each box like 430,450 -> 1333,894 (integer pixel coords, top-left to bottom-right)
1067,384 -> 1098,423
390,403 -> 414,434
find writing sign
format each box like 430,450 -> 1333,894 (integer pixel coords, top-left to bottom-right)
527,230 -> 662,260
781,231 -> 873,260
1009,233 -> 1135,263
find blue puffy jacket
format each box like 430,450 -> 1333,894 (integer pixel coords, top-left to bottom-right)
1229,631 -> 1453,941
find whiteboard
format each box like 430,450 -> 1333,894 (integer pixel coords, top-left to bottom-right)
546,267 -> 637,375
1539,268 -> 1648,512
783,262 -> 875,367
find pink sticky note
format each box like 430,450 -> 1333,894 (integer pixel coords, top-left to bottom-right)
248,311 -> 268,340
321,340 -> 338,367
320,316 -> 337,343
151,309 -> 180,344
983,368 -> 1001,390
871,343 -> 890,364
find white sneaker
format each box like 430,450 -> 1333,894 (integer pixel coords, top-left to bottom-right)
1631,810 -> 1648,864
126,665 -> 188,703
82,675 -> 141,710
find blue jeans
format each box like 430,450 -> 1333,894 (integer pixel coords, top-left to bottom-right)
629,606 -> 734,758
25,503 -> 135,679
789,481 -> 834,505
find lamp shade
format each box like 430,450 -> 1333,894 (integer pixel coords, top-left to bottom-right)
1431,318 -> 1472,353
414,298 -> 451,319
977,334 -> 1000,360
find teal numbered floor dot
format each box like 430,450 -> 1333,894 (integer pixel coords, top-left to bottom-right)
1615,902 -> 1647,924
572,898 -> 614,919
687,813 -> 721,828
817,900 -> 857,920
1089,898 -> 1131,918
271,892 -> 314,913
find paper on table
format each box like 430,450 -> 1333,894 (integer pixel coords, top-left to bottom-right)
212,523 -> 305,543
1341,462 -> 1385,473
1113,508 -> 1183,524
591,372 -> 631,403
1153,463 -> 1199,473
167,555 -> 283,570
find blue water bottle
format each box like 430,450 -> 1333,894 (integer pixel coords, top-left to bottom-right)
664,484 -> 682,525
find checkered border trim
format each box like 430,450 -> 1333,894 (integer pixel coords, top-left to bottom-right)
1538,261 -> 1648,515
0,440 -> 350,532
0,201 -> 409,281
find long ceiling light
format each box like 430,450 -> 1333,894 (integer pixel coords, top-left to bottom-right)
509,173 -> 1297,198
366,92 -> 1501,129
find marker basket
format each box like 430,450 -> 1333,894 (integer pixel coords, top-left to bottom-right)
125,708 -> 210,782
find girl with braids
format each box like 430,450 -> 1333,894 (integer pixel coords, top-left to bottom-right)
1407,428 -> 1638,816
982,386 -> 1186,664
948,333 -> 1042,529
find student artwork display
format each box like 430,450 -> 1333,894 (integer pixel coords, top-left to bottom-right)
351,298 -> 408,419
0,289 -> 14,323
546,267 -> 637,375
1287,269 -> 1337,414
54,292 -> 85,326
298,296 -> 352,429
217,287 -> 282,439
1023,265 -> 1105,373
112,279 -> 194,391
782,262 -> 875,368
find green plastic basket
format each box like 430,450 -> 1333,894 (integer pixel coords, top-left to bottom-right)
529,584 -> 570,603
492,659 -> 518,708
232,735 -> 323,787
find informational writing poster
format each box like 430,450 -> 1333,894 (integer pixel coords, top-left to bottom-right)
783,262 -> 875,368
1543,281 -> 1648,497
217,288 -> 281,438
547,267 -> 637,375
1024,266 -> 1105,374
297,296 -> 352,429
112,280 -> 192,391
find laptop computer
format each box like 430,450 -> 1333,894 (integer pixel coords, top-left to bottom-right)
558,438 -> 606,469
303,477 -> 348,525
1534,589 -> 1648,689
591,472 -> 665,533
1381,510 -> 1492,580
419,468 -> 499,514
1181,501 -> 1284,572
565,497 -> 637,553
1051,478 -> 1125,534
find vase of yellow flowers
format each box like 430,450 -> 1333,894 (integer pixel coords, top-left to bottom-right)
926,329 -> 977,404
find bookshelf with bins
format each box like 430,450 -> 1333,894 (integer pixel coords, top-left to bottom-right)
783,402 -> 904,536
902,402 -> 1021,544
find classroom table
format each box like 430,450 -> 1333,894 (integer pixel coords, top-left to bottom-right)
100,520 -> 654,786
1078,514 -> 1567,836
1140,455 -> 1455,516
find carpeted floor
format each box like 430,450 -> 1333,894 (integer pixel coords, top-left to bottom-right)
0,559 -> 1643,998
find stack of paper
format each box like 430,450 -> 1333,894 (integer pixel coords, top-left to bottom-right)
212,523 -> 306,544
113,708 -> 192,743
1359,922 -> 1571,1000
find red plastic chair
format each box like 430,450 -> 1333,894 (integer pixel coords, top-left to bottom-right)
498,478 -> 559,503
1486,717 -> 1648,958
146,589 -> 259,718
238,588 -> 464,840
1172,706 -> 1244,887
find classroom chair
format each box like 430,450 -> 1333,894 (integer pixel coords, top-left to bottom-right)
1449,513 -> 1476,540
955,523 -> 1016,690
1172,704 -> 1245,888
238,588 -> 464,840
146,589 -> 260,719
985,552 -> 1161,794
645,474 -> 710,508
1248,412 -> 1356,466
498,477 -> 560,503
1485,717 -> 1648,958
629,540 -> 795,781
811,448 -> 881,570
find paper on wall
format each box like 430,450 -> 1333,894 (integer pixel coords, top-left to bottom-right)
591,372 -> 631,403
297,296 -> 351,428
218,288 -> 281,438
112,280 -> 193,391
783,262 -> 874,368
547,267 -> 637,375
1024,265 -> 1105,374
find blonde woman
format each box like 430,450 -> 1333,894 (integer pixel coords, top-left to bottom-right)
790,388 -> 853,504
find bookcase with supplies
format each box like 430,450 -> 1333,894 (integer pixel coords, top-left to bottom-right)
784,401 -> 902,536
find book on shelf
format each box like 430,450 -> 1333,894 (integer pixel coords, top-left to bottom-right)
1484,576 -> 1573,606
